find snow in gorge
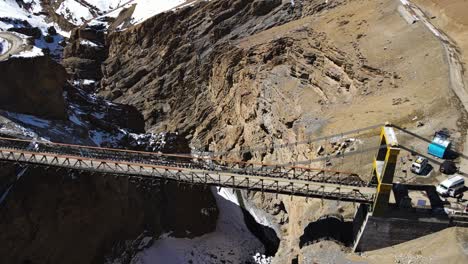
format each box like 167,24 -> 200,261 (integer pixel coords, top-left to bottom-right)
218,186 -> 281,236
129,187 -> 267,264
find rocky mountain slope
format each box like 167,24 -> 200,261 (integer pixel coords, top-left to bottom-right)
0,0 -> 189,60
0,2 -> 220,262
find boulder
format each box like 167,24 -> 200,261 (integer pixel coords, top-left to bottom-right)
47,26 -> 57,36
7,27 -> 42,39
0,56 -> 67,119
62,57 -> 101,80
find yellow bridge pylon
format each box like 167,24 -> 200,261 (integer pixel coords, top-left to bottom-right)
371,123 -> 401,216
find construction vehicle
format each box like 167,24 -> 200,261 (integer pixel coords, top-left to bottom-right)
410,156 -> 429,175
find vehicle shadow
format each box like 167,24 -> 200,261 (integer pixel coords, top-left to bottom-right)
400,144 -> 468,176
393,125 -> 468,161
419,163 -> 433,176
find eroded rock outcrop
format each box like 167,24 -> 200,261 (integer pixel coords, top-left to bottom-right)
63,26 -> 108,81
0,56 -> 67,119
99,0 -> 304,132
39,0 -> 77,31
100,0 -> 386,159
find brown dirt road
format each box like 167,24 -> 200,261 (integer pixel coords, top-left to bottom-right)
404,0 -> 468,173
0,32 -> 24,61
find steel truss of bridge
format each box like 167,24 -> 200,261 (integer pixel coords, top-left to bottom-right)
0,137 -> 376,204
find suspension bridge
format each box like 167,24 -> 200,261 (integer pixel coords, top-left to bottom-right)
0,124 -> 401,211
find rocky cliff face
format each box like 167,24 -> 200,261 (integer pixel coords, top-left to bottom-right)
0,56 -> 67,119
99,0 -> 301,133
99,0 -> 386,156
39,0 -> 77,31
0,167 -> 218,264
0,105 -> 218,263
0,67 -> 221,263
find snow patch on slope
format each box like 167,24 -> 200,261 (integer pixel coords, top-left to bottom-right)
0,1 -> 43,29
56,0 -> 94,25
80,39 -> 100,47
0,0 -> 68,59
88,0 -> 190,28
85,0 -> 123,11
4,112 -> 51,128
13,45 -> 43,58
55,0 -> 125,25
131,0 -> 186,24
2,0 -> 192,34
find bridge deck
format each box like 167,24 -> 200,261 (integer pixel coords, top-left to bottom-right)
0,137 -> 376,203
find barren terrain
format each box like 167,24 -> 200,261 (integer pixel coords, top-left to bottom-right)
243,1 -> 467,261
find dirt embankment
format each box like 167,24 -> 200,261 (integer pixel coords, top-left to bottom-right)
354,227 -> 468,263
410,0 -> 468,172
298,227 -> 468,264
412,0 -> 468,85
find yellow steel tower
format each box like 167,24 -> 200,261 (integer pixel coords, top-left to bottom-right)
372,123 -> 400,216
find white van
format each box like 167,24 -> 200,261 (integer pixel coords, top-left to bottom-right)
436,175 -> 465,197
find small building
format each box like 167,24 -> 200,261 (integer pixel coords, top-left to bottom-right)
428,131 -> 451,158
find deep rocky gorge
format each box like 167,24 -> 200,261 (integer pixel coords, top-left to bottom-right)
0,1 -> 292,261
96,0 -> 367,262
0,0 -> 366,263
0,79 -> 220,263
97,0 -> 389,261
0,0 -> 438,263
